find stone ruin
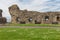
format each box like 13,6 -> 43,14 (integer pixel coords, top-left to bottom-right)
0,9 -> 6,24
9,4 -> 60,24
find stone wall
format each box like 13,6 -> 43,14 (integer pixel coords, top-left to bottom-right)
9,4 -> 60,24
0,17 -> 7,24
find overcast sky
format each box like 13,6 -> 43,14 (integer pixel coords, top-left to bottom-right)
0,0 -> 60,22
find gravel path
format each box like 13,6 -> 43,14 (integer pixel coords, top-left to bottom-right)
0,26 -> 60,28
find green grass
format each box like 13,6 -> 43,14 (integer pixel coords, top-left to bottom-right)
6,24 -> 60,27
0,28 -> 60,40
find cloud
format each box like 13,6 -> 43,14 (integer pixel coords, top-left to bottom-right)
0,0 -> 18,22
18,0 -> 49,11
18,0 -> 60,12
0,0 -> 60,22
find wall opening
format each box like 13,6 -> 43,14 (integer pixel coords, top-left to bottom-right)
28,17 -> 32,22
35,20 -> 41,24
45,16 -> 49,21
52,22 -> 58,24
20,21 -> 26,24
16,17 -> 20,22
57,17 -> 60,21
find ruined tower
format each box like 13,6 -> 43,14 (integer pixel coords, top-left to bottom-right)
9,4 -> 20,24
0,9 -> 7,24
0,9 -> 2,17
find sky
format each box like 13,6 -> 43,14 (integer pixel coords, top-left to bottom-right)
0,0 -> 60,22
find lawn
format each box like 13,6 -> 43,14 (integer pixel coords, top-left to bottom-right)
0,28 -> 60,40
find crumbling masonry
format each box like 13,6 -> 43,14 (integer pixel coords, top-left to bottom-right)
9,4 -> 60,24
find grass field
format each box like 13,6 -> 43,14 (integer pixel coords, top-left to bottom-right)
0,28 -> 60,40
